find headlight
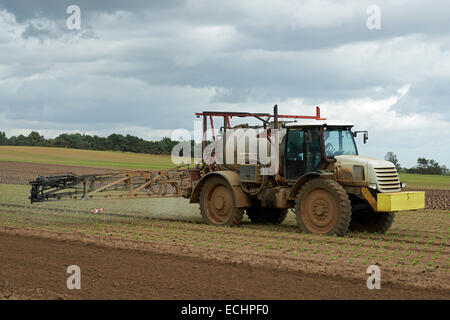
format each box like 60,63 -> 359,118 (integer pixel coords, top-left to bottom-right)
401,182 -> 407,188
369,183 -> 377,190
353,165 -> 365,181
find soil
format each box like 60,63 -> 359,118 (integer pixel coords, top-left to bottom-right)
406,188 -> 450,210
0,230 -> 448,300
0,161 -> 123,185
0,161 -> 449,300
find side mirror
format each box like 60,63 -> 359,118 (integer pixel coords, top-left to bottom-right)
353,130 -> 369,144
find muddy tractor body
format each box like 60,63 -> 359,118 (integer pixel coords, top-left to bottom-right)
188,106 -> 424,235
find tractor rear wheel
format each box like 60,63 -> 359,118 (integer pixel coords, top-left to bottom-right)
295,178 -> 351,236
349,204 -> 395,234
199,176 -> 244,226
246,207 -> 288,224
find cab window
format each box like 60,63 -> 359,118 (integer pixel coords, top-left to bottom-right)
285,129 -> 305,180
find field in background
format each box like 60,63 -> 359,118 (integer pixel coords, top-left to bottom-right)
399,173 -> 450,190
0,146 -> 174,170
1,146 -> 449,189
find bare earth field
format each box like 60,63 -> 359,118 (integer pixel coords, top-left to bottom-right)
406,188 -> 450,211
0,161 -> 124,185
0,161 -> 449,300
1,231 -> 447,300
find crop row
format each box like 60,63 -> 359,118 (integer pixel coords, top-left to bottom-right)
1,204 -> 448,274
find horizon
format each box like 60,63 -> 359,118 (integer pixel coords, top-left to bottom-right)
0,129 -> 446,170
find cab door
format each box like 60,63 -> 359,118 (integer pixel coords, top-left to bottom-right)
285,128 -> 322,181
305,128 -> 322,172
285,129 -> 306,181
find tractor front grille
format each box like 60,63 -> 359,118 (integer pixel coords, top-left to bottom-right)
374,167 -> 401,192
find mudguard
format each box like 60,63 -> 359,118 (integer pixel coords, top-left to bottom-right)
189,171 -> 251,208
288,171 -> 334,200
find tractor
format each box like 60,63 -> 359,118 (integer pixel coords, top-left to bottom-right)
188,106 -> 425,236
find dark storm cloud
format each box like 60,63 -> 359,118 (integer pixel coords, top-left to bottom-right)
0,0 -> 183,21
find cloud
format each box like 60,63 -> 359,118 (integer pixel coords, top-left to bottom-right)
0,1 -> 449,168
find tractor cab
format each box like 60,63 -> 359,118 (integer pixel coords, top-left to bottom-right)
282,121 -> 357,181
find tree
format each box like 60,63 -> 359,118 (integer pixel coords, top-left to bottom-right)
384,152 -> 401,171
408,157 -> 444,175
428,159 -> 442,175
8,134 -> 29,146
27,131 -> 45,146
0,131 -> 7,145
1,130 -> 185,157
106,134 -> 127,151
417,157 -> 429,170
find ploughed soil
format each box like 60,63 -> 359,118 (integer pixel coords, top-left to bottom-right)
406,188 -> 450,211
0,161 -> 123,185
1,230 -> 448,300
0,161 -> 449,300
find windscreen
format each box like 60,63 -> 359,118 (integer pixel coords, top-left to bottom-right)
323,128 -> 358,157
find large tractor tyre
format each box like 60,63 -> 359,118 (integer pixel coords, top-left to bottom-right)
199,176 -> 244,227
349,205 -> 395,234
295,178 -> 352,236
246,207 -> 288,225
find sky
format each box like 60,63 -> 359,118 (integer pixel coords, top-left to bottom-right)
0,0 -> 449,168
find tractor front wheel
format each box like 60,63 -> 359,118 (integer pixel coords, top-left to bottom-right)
349,204 -> 395,234
199,176 -> 244,226
295,178 -> 351,236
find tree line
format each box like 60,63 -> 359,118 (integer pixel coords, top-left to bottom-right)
0,131 -> 184,155
384,152 -> 448,175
